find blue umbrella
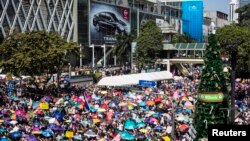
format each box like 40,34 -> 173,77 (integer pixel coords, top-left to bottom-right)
136,122 -> 146,128
33,121 -> 40,126
74,135 -> 83,140
0,128 -> 7,133
153,112 -> 161,118
44,96 -> 52,103
10,131 -> 22,138
48,123 -> 58,130
27,135 -> 37,141
120,131 -> 135,140
42,130 -> 53,137
124,120 -> 137,130
109,101 -> 117,107
53,112 -> 64,121
0,137 -> 10,141
154,126 -> 163,131
32,101 -> 40,109
64,96 -> 70,101
139,101 -> 146,107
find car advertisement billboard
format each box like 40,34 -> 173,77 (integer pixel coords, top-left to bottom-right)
90,1 -> 130,46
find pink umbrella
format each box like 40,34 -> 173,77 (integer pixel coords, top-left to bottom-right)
15,110 -> 24,115
34,109 -> 43,115
32,126 -> 40,131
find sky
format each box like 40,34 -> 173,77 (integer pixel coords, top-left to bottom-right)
203,0 -> 229,14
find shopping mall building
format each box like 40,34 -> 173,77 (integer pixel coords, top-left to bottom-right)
0,0 -> 203,67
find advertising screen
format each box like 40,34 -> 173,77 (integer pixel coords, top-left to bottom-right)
90,2 -> 130,46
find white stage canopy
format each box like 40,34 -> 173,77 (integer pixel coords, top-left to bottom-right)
97,71 -> 173,87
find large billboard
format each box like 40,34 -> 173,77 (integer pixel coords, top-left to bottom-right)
90,2 -> 130,46
139,12 -> 165,28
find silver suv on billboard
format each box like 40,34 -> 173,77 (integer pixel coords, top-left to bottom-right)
93,12 -> 127,34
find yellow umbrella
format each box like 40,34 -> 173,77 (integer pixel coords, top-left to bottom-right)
0,120 -> 4,123
32,131 -> 42,135
162,136 -> 170,141
139,129 -> 148,133
182,97 -> 188,101
99,138 -> 105,141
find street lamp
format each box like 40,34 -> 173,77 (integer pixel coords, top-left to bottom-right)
79,43 -> 83,67
90,44 -> 95,68
101,44 -> 106,68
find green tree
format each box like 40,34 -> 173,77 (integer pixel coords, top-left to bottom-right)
0,31 -> 78,78
216,25 -> 250,75
171,33 -> 197,43
112,32 -> 135,65
135,20 -> 163,67
194,34 -> 228,140
236,3 -> 250,28
217,25 -> 250,123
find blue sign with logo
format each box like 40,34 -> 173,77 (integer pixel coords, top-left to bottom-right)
139,80 -> 156,87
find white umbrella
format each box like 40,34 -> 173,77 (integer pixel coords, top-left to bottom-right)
184,101 -> 193,107
84,130 -> 97,137
10,126 -> 19,133
10,120 -> 18,125
48,118 -> 56,124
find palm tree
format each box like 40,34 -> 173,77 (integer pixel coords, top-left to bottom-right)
112,32 -> 135,66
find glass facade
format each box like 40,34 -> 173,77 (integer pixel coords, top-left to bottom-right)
182,0 -> 203,43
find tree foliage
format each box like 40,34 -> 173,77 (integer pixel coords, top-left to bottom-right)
216,25 -> 250,76
236,3 -> 250,29
112,32 -> 135,65
135,20 -> 164,66
171,33 -> 197,43
194,34 -> 228,140
0,31 -> 78,77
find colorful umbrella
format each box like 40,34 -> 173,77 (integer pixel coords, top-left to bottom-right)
124,120 -> 137,130
97,108 -> 106,113
84,130 -> 97,137
0,128 -> 7,133
73,135 -> 83,140
32,131 -> 42,135
27,135 -> 37,141
154,97 -> 162,103
146,101 -> 155,106
162,136 -> 170,141
119,131 -> 135,140
34,109 -> 43,115
138,101 -> 146,107
92,118 -> 101,123
179,124 -> 189,131
15,110 -> 24,115
42,130 -> 53,137
10,131 -> 22,138
100,91 -> 108,95
0,137 -> 10,141
136,122 -> 146,128
154,126 -> 163,131
53,112 -> 64,121
139,129 -> 148,133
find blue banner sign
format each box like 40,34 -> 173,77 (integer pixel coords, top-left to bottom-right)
139,80 -> 156,87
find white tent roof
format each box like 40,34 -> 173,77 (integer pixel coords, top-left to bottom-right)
97,71 -> 173,86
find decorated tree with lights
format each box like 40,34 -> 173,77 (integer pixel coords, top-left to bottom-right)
194,34 -> 228,140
